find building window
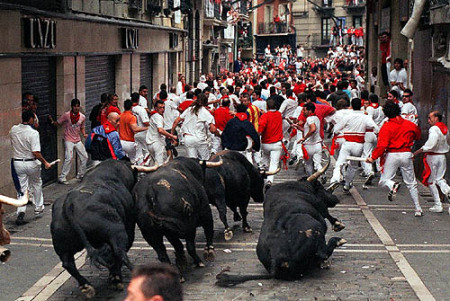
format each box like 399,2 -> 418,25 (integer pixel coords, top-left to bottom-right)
322,0 -> 333,8
337,17 -> 346,28
321,17 -> 331,44
353,16 -> 362,28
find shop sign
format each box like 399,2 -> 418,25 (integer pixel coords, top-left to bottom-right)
122,28 -> 139,49
24,17 -> 56,49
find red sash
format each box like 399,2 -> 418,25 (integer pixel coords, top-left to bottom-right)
343,133 -> 365,143
422,152 -> 443,186
281,142 -> 290,170
330,135 -> 343,155
301,144 -> 309,161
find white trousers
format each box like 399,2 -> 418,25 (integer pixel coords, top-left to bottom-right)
121,140 -> 143,165
211,135 -> 222,155
304,143 -> 323,176
184,135 -> 211,160
330,141 -> 363,185
261,141 -> 282,183
379,152 -> 421,210
135,132 -> 148,160
14,161 -> 44,214
426,154 -> 450,206
59,140 -> 88,181
292,131 -> 304,159
361,132 -> 377,176
147,141 -> 167,165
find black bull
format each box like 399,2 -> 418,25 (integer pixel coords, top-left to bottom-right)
51,160 -> 138,298
205,151 -> 273,240
216,161 -> 346,286
133,157 -> 218,277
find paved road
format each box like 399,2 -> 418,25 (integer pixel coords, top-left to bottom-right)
2,154 -> 450,301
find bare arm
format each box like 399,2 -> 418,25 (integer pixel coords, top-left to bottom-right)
32,151 -> 51,169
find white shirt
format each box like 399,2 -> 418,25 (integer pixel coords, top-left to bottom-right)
139,95 -> 148,109
279,98 -> 298,118
168,93 -> 181,106
389,68 -> 407,96
132,105 -> 150,127
146,113 -> 165,145
197,82 -> 208,91
252,100 -> 267,113
163,99 -> 180,129
10,123 -> 41,160
334,110 -> 379,138
401,102 -> 418,125
304,115 -> 321,145
421,125 -> 450,153
180,106 -> 215,141
365,106 -> 385,126
265,47 -> 271,56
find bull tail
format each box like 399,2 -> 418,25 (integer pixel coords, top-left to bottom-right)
215,268 -> 272,287
63,200 -> 111,269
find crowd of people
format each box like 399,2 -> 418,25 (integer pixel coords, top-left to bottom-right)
10,36 -> 450,228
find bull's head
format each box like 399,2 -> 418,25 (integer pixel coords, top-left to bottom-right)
0,192 -> 29,262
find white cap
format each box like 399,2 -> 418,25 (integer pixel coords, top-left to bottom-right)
200,75 -> 206,82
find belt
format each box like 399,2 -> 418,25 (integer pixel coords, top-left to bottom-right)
13,158 -> 36,162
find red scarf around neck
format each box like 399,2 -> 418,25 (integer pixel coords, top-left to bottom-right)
435,122 -> 448,135
70,111 -> 80,124
370,103 -> 379,109
235,113 -> 247,121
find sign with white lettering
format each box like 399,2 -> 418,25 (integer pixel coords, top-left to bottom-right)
24,17 -> 56,49
122,28 -> 139,49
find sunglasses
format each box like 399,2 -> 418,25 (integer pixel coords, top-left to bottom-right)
402,95 -> 411,98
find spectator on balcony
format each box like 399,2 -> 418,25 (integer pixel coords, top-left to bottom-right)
330,25 -> 338,46
273,14 -> 281,33
355,26 -> 364,46
296,44 -> 304,60
265,45 -> 273,60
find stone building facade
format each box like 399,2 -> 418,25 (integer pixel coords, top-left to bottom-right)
0,0 -> 189,195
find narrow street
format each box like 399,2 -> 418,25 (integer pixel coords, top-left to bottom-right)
3,151 -> 449,301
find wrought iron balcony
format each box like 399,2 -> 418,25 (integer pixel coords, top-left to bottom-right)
343,0 -> 366,11
258,22 -> 289,34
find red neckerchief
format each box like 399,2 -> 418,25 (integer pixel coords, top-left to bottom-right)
235,113 -> 247,121
370,103 -> 379,109
150,110 -> 158,116
103,120 -> 116,134
70,111 -> 80,125
288,96 -> 296,101
435,122 -> 448,135
393,99 -> 399,104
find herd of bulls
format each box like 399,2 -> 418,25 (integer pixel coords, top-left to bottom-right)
0,150 -> 347,298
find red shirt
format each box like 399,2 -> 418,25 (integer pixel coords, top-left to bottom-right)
293,83 -> 306,95
372,116 -> 421,160
299,103 -> 335,139
214,107 -> 233,131
259,110 -> 283,144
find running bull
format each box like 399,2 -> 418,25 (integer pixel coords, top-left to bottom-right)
216,154 -> 346,286
0,193 -> 28,262
133,157 -> 222,278
51,159 -> 157,298
205,150 -> 279,240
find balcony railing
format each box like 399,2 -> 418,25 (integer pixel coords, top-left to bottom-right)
344,0 -> 366,7
310,33 -> 330,47
205,0 -> 227,20
258,22 -> 289,34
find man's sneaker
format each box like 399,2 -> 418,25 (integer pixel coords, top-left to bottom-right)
264,181 -> 272,193
414,210 -> 424,217
16,212 -> 25,225
34,207 -> 44,216
288,156 -> 297,166
58,180 -> 69,185
388,182 -> 401,202
429,205 -> 443,213
364,174 -> 375,186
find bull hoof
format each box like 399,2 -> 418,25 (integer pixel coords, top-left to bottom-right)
108,275 -> 124,291
320,259 -> 331,269
332,221 -> 346,232
80,284 -> 96,299
243,226 -> 253,233
224,229 -> 233,241
203,246 -> 215,262
196,261 -> 205,268
337,238 -> 347,247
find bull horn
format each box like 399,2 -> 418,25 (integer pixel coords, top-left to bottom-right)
131,164 -> 160,172
306,149 -> 331,182
262,166 -> 281,176
0,191 -> 28,207
199,158 -> 223,167
0,247 -> 11,263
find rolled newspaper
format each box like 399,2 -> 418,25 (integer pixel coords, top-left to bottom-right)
347,156 -> 367,162
49,159 -> 61,166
